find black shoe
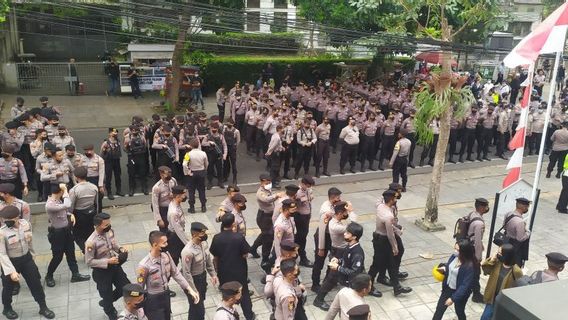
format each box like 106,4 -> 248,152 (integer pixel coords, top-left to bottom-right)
250,250 -> 260,259
218,183 -> 224,189
499,155 -> 508,160
45,275 -> 55,287
340,169 -> 345,175
2,308 -> 18,319
128,192 -> 134,197
233,178 -> 238,185
143,190 -> 149,195
546,172 -> 551,178
168,290 -> 176,297
201,205 -> 207,213
71,273 -> 91,283
476,157 -> 482,161
448,158 -> 456,164
313,299 -> 330,311
419,160 -> 424,166
360,166 -> 366,172
466,157 -> 474,162
458,157 -> 464,163
294,173 -> 299,180
559,209 -> 568,214
556,172 -> 562,179
349,167 -> 356,173
311,284 -> 321,293
323,171 -> 331,176
299,259 -> 313,268
107,193 -> 115,200
394,286 -> 412,296
427,161 -> 434,166
398,271 -> 409,279
283,174 -> 290,179
369,288 -> 383,297
188,205 -> 196,214
377,276 -> 393,287
207,184 -> 212,190
472,292 -> 484,303
528,152 -> 534,155
11,284 -> 19,296
315,170 -> 321,178
116,191 -> 125,197
409,163 -> 415,168
482,157 -> 490,161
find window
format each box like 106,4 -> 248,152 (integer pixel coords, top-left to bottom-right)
271,12 -> 287,33
247,0 -> 260,8
247,12 -> 260,32
274,0 -> 288,9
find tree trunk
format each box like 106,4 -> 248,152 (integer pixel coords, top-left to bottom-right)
168,15 -> 188,111
416,38 -> 453,231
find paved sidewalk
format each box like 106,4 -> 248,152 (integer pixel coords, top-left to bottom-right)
9,160 -> 567,320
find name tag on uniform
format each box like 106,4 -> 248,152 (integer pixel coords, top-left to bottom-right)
7,235 -> 18,245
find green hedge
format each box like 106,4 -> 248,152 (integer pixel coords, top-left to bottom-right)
195,55 -> 372,93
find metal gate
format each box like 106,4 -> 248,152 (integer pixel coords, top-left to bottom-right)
16,62 -> 109,95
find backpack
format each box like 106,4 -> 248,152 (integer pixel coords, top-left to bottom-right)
453,214 -> 482,241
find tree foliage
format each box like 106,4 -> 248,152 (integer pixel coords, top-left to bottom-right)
0,0 -> 9,23
542,0 -> 564,18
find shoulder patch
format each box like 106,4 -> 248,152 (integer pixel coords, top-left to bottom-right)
288,296 -> 295,311
136,267 -> 146,276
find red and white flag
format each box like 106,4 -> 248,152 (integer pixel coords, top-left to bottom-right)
501,2 -> 568,188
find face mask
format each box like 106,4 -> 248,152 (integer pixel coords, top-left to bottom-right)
41,136 -> 48,141
539,109 -> 544,113
85,152 -> 93,158
199,234 -> 208,242
4,220 -> 15,228
159,246 -> 168,253
1,153 -> 9,159
265,183 -> 272,190
181,196 -> 188,202
164,175 -> 172,181
240,204 -> 247,211
0,196 -> 4,202
134,300 -> 146,309
102,225 -> 112,233
497,254 -> 505,263
344,235 -> 352,242
164,134 -> 171,137
59,133 -> 65,137
234,298 -> 241,305
211,130 -> 218,134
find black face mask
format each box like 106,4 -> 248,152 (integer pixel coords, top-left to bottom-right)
159,246 -> 168,253
4,220 -> 15,228
240,204 -> 247,211
164,175 -> 172,181
102,225 -> 112,233
181,196 -> 188,202
134,299 -> 146,309
85,153 -> 93,158
59,133 -> 65,137
41,136 -> 48,141
235,298 -> 241,305
0,196 -> 4,202
199,234 -> 208,242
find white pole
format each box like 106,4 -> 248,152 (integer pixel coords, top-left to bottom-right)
529,50 -> 563,227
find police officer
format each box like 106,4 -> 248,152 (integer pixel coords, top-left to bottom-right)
69,166 -> 98,252
151,166 -> 177,233
266,125 -> 285,188
45,183 -> 91,287
36,142 -> 55,201
0,206 -> 55,319
401,110 -> 417,167
272,184 -> 299,223
477,107 -> 496,161
183,138 -> 208,213
503,197 -> 531,267
389,129 -> 411,192
0,183 -> 30,222
137,231 -> 199,320
146,114 -> 162,173
325,273 -> 372,320
223,119 -> 240,185
547,121 -> 568,178
40,148 -> 75,187
180,222 -> 219,320
361,113 -> 379,172
274,259 -> 300,319
465,198 -> 490,303
202,123 -> 227,189
294,120 -> 317,179
251,173 -> 282,263
314,222 -> 374,311
273,199 -> 297,265
228,193 -> 248,236
368,190 -> 412,296
152,125 -> 179,176
219,185 -> 239,214
527,252 -> 568,284
118,284 -> 148,320
379,113 -> 397,170
527,105 -> 545,155
101,128 -> 124,199
460,106 -> 479,162
315,117 -> 331,177
82,144 -> 105,211
339,117 -> 359,174
125,125 -> 149,196
166,185 -> 189,265
214,281 -> 243,320
0,144 -> 28,199
210,213 -> 255,320
85,212 -> 131,320
295,175 -> 315,267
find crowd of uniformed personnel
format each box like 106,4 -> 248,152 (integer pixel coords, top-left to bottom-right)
0,68 -> 568,320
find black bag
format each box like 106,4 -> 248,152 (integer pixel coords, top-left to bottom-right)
493,214 -> 517,246
453,213 -> 482,241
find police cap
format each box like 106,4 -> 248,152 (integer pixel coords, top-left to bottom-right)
122,283 -> 147,299
50,184 -> 63,194
475,198 -> 489,206
546,252 -> 568,267
83,144 -> 94,151
346,304 -> 370,319
231,193 -> 247,203
227,185 -> 240,193
29,108 -> 41,116
190,222 -> 208,232
4,121 -> 19,130
0,183 -> 15,194
0,206 -> 19,219
334,201 -> 348,214
280,239 -> 300,252
301,175 -> 315,186
172,185 -> 186,195
158,166 -> 172,173
516,197 -> 531,205
219,281 -> 242,296
382,189 -> 397,200
388,183 -> 402,191
284,184 -> 300,193
44,143 -> 57,152
74,166 -> 88,180
259,173 -> 271,181
39,96 -> 49,102
282,199 -> 297,210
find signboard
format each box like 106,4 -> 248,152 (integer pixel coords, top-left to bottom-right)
496,179 -> 533,219
119,65 -> 167,93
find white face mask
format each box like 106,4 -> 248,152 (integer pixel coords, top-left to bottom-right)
265,183 -> 272,190
539,109 -> 544,114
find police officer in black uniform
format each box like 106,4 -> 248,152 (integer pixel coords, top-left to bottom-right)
101,128 -> 124,200
125,125 -> 149,196
223,119 -> 240,185
146,114 -> 162,174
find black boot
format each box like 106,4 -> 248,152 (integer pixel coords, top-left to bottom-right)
315,168 -> 320,178
45,274 -> 55,287
2,308 -> 18,320
419,159 -> 424,166
472,292 -> 484,303
360,162 -> 366,172
71,272 -> 91,283
393,285 -> 412,296
458,155 -> 464,163
115,189 -> 125,197
448,157 -> 456,163
201,205 -> 207,213
107,193 -> 115,200
313,295 -> 330,311
188,204 -> 196,214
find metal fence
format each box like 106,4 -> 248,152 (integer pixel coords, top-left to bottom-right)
16,62 -> 109,95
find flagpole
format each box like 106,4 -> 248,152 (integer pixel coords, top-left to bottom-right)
529,50 -> 563,227
519,63 -> 535,178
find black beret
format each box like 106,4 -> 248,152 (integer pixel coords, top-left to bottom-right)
334,201 -> 348,214
50,184 -> 62,194
259,173 -> 271,181
282,199 -> 297,210
190,222 -> 208,231
172,185 -> 186,195
346,304 -> 370,319
280,239 -> 300,251
0,183 -> 15,194
39,96 -> 49,102
29,108 -> 42,116
301,175 -> 315,186
227,185 -> 240,193
231,194 -> 247,203
5,121 -> 20,130
284,184 -> 300,193
0,206 -> 19,219
546,252 -> 568,265
475,198 -> 489,205
516,197 -> 531,205
122,283 -> 146,298
389,183 -> 403,191
383,189 -> 397,198
74,166 -> 88,179
95,212 -> 111,220
219,281 -> 242,296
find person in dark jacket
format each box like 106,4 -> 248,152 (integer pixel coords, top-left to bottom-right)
432,239 -> 477,320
